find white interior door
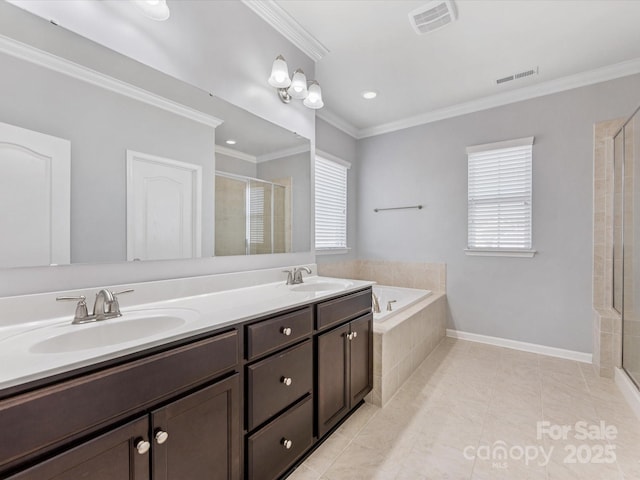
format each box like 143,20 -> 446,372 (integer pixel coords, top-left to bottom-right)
0,122 -> 70,268
126,150 -> 202,261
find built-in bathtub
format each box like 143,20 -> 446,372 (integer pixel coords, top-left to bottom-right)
373,285 -> 432,323
368,285 -> 446,407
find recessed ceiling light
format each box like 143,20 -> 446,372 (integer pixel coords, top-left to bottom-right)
225,139 -> 237,145
362,91 -> 377,100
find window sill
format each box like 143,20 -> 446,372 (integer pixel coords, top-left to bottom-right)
316,247 -> 351,256
464,248 -> 536,258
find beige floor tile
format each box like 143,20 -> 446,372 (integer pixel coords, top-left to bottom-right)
295,339 -> 640,480
336,402 -> 378,439
302,432 -> 351,475
285,465 -> 323,480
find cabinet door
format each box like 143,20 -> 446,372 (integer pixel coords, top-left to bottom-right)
349,314 -> 373,407
151,374 -> 240,480
316,323 -> 350,438
6,417 -> 149,480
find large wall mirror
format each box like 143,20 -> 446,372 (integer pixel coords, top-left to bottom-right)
0,5 -> 311,268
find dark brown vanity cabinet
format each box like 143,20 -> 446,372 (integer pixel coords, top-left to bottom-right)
1,286 -> 373,480
1,330 -> 241,480
316,291 -> 373,438
244,308 -> 314,480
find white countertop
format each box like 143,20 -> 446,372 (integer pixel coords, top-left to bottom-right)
0,276 -> 374,392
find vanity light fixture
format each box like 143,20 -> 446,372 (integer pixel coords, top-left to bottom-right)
133,0 -> 170,21
268,55 -> 324,109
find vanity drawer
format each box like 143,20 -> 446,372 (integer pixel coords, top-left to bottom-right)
246,395 -> 313,480
246,307 -> 312,360
316,288 -> 372,331
0,330 -> 238,472
246,340 -> 312,431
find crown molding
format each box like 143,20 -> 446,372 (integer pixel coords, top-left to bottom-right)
316,108 -> 359,138
0,34 -> 223,129
357,57 -> 640,139
215,145 -> 257,163
257,144 -> 310,163
242,0 -> 329,61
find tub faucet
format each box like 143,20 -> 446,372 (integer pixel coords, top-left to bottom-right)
386,300 -> 397,312
372,293 -> 381,313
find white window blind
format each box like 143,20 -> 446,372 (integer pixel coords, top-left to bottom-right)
248,184 -> 264,245
467,137 -> 534,254
315,154 -> 349,250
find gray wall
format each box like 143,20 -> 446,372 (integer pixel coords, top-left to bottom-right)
216,154 -> 257,178
316,118 -> 359,261
357,74 -> 640,354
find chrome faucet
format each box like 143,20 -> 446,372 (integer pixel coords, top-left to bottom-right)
293,266 -> 312,284
57,288 -> 133,324
283,266 -> 312,285
372,293 -> 381,313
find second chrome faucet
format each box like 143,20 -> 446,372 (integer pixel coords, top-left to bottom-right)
283,266 -> 312,285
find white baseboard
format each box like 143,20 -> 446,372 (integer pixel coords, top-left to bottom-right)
446,329 -> 592,364
615,367 -> 640,421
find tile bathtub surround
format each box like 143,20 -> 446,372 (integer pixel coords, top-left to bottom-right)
369,294 -> 447,407
318,260 -> 446,293
290,338 -> 640,480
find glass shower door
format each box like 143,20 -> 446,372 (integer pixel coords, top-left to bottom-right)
619,107 -> 640,387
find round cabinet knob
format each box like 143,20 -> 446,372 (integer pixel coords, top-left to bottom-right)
281,438 -> 293,450
352,331 -> 358,339
155,430 -> 169,444
135,439 -> 151,455
281,376 -> 293,386
281,327 -> 292,336
346,332 -> 353,340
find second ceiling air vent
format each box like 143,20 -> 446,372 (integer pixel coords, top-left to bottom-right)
409,0 -> 457,35
496,67 -> 539,85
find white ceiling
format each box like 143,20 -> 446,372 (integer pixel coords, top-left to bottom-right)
273,0 -> 640,137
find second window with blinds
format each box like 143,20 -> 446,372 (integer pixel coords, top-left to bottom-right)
466,136 -> 536,257
315,153 -> 350,253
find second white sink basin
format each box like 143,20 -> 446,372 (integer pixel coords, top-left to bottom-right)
30,309 -> 198,354
289,279 -> 354,293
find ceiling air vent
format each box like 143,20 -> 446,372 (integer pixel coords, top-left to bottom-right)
496,67 -> 539,85
409,1 -> 457,35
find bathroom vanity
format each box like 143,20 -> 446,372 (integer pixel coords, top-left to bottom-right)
0,279 -> 373,480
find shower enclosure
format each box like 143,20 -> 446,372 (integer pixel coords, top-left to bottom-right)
613,105 -> 640,388
215,173 -> 290,256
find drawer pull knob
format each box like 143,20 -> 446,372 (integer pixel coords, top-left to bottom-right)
155,430 -> 169,444
281,376 -> 293,386
281,438 -> 293,450
346,332 -> 353,340
135,439 -> 151,455
352,331 -> 358,339
281,327 -> 292,336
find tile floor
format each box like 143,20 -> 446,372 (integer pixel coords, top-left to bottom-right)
289,338 -> 640,480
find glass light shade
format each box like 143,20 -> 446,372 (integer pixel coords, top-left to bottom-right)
133,0 -> 170,21
303,81 -> 324,109
268,55 -> 291,88
287,69 -> 308,99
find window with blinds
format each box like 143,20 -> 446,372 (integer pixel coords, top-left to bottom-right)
315,154 -> 349,251
466,137 -> 535,256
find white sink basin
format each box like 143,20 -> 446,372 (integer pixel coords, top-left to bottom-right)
30,308 -> 198,354
289,279 -> 354,293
